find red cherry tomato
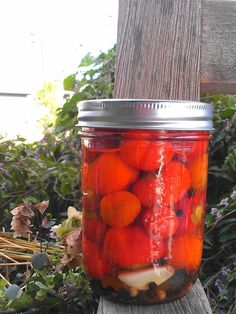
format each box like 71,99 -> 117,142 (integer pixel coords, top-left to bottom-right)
174,191 -> 206,236
132,173 -> 162,208
103,226 -> 166,268
120,140 -> 173,171
83,218 -> 108,244
174,196 -> 192,236
82,189 -> 98,213
162,160 -> 191,205
188,153 -> 208,190
132,161 -> 191,208
143,207 -> 179,240
168,235 -> 203,270
83,237 -> 111,279
83,153 -> 139,196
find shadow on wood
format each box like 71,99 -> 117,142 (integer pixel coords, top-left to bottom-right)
98,279 -> 212,314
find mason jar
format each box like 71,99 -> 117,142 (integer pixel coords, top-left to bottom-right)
77,99 -> 214,305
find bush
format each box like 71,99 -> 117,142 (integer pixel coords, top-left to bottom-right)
201,94 -> 236,314
0,46 -> 116,229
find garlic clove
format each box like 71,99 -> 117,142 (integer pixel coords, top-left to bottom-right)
118,265 -> 175,290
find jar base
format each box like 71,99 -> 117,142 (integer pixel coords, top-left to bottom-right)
90,269 -> 198,306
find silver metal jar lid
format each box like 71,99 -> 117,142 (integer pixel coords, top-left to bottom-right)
77,99 -> 214,131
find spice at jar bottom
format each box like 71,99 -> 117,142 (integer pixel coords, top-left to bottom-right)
78,99 -> 214,305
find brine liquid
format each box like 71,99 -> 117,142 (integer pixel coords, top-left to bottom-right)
81,129 -> 209,305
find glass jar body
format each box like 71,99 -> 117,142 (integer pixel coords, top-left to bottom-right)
81,127 -> 210,305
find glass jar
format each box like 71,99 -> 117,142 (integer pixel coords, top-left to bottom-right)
78,99 -> 214,305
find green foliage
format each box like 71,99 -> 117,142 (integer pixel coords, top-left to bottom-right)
0,46 -> 115,229
202,190 -> 236,314
56,46 -> 115,132
1,265 -> 95,313
206,94 -> 236,203
0,132 -> 81,228
0,279 -> 8,310
201,95 -> 236,313
223,147 -> 236,174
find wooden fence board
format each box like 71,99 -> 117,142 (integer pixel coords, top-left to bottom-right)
115,0 -> 201,99
115,0 -> 236,97
201,0 -> 236,93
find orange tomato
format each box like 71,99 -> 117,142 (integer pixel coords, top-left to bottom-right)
120,140 -> 173,171
188,153 -> 208,190
83,153 -> 138,196
101,191 -> 141,228
168,235 -> 203,270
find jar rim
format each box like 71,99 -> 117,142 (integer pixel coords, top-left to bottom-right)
77,99 -> 214,131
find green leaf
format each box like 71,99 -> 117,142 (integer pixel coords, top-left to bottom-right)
10,293 -> 34,311
217,217 -> 236,226
222,148 -> 236,173
35,281 -> 49,290
0,279 -> 7,289
60,181 -> 73,196
219,233 -> 236,242
219,108 -> 236,119
63,74 -> 76,91
24,306 -> 49,314
78,53 -> 94,67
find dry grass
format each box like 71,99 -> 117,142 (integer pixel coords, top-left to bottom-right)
0,231 -> 64,284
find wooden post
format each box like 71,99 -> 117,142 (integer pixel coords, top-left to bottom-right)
115,0 -> 201,100
98,0 -> 236,313
115,0 -> 236,98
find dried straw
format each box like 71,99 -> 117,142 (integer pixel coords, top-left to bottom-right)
0,232 -> 64,267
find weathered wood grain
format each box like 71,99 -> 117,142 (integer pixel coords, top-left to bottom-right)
201,0 -> 236,94
115,0 -> 236,97
98,280 -> 213,314
115,0 -> 201,100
